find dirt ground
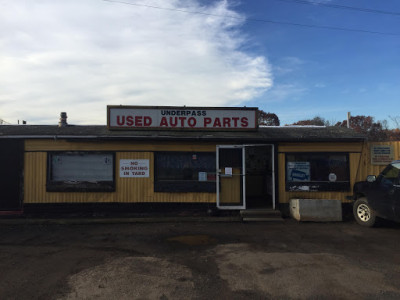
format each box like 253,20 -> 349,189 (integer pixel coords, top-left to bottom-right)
1,218 -> 400,300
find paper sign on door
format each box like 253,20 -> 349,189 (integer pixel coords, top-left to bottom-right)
225,167 -> 233,176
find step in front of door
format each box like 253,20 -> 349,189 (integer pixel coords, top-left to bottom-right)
240,209 -> 284,222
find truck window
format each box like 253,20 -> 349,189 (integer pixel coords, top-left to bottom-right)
379,163 -> 400,185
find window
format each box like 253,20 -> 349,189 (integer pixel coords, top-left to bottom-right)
285,153 -> 350,192
47,152 -> 115,192
154,152 -> 216,192
379,162 -> 400,186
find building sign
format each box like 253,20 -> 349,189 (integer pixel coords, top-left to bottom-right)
120,159 -> 149,177
328,173 -> 337,182
107,106 -> 257,130
287,162 -> 310,182
371,145 -> 394,165
198,172 -> 207,182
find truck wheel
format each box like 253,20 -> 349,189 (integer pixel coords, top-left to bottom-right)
353,197 -> 377,227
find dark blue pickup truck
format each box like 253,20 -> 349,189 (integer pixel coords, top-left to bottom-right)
353,160 -> 400,227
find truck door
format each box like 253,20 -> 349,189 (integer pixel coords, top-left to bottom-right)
370,162 -> 400,220
390,162 -> 400,221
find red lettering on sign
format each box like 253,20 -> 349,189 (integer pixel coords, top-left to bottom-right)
160,117 -> 168,127
115,115 -> 153,127
223,118 -> 231,127
169,117 -> 178,127
117,116 -> 125,126
204,118 -> 212,127
144,116 -> 152,126
135,116 -> 143,126
232,117 -> 239,127
188,117 -> 196,127
126,116 -> 133,126
115,114 -> 252,129
179,117 -> 187,127
213,118 -> 221,127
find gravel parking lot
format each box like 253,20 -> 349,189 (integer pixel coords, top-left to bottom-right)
0,218 -> 400,299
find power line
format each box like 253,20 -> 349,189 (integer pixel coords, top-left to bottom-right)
274,0 -> 400,17
102,0 -> 400,36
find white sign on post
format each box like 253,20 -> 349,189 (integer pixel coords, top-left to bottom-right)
120,159 -> 150,178
371,145 -> 394,165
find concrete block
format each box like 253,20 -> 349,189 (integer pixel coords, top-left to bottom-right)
290,199 -> 342,222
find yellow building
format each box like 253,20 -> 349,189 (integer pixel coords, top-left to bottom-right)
0,106 -> 375,218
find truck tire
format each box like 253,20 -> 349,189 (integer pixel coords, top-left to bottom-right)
353,197 -> 377,227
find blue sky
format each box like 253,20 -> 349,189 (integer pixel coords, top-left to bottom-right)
235,0 -> 400,126
1,0 -> 399,126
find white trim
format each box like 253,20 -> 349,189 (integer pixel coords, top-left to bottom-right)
217,144 -> 276,210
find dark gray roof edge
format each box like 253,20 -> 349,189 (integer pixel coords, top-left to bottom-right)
0,125 -> 366,142
0,135 -> 365,143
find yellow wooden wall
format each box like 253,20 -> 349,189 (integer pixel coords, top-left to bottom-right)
219,168 -> 242,205
25,139 -> 397,206
278,142 -> 364,204
24,140 -> 216,204
356,141 -> 400,181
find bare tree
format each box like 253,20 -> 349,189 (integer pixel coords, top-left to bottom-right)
389,115 -> 400,129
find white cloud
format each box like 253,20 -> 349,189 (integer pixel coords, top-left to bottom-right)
266,83 -> 307,102
0,0 -> 272,124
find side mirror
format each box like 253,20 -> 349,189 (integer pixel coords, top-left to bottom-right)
366,175 -> 376,183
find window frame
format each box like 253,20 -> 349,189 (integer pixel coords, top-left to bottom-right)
154,151 -> 216,193
46,151 -> 116,192
378,162 -> 400,186
285,152 -> 351,192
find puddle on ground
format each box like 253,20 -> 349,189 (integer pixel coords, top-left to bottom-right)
167,235 -> 216,246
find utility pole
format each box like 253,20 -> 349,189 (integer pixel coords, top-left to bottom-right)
347,112 -> 351,128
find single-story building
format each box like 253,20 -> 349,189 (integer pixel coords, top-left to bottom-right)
0,106 -> 369,219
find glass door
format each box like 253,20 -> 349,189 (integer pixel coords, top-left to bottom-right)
216,145 -> 245,209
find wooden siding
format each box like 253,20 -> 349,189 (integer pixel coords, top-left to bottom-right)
356,141 -> 400,181
219,168 -> 242,205
278,142 -> 363,153
25,139 -> 398,206
278,142 -> 364,204
24,140 -> 215,204
278,141 -> 400,204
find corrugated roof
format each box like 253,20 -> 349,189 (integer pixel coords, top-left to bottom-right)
0,125 -> 365,142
